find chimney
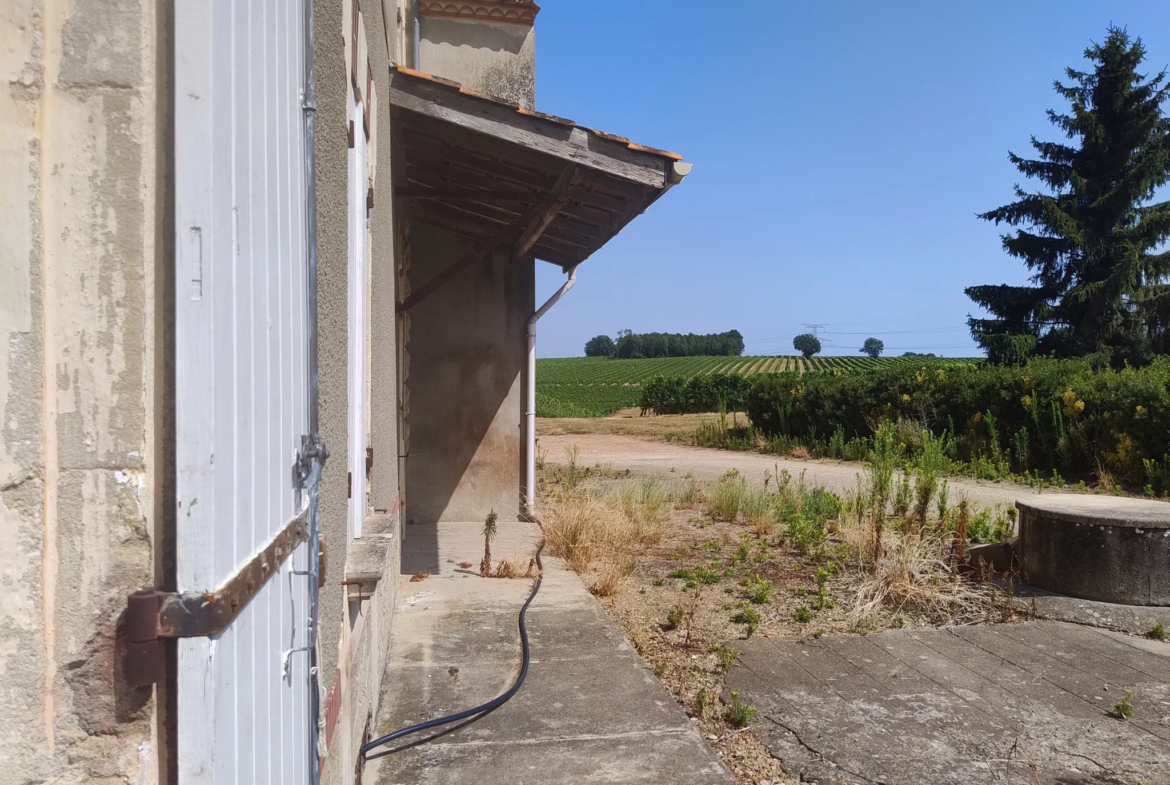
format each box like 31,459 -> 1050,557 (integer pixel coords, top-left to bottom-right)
414,1 -> 538,109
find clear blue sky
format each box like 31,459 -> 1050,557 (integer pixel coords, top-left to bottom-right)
531,0 -> 1170,358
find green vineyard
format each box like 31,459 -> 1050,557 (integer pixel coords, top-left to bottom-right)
536,354 -> 979,417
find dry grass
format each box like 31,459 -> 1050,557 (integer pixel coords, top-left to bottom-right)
537,409 -> 727,438
849,532 -> 992,629
540,479 -> 671,596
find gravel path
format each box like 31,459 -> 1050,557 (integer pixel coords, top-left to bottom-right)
538,433 -> 1056,510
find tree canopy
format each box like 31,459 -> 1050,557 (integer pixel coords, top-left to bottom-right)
584,334 -> 616,357
861,338 -> 884,358
967,27 -> 1170,366
793,333 -> 822,358
612,329 -> 744,359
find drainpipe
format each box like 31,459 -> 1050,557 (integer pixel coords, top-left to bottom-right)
525,265 -> 578,518
412,0 -> 421,69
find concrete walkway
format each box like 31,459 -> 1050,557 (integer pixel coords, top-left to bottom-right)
727,621 -> 1170,785
368,520 -> 735,785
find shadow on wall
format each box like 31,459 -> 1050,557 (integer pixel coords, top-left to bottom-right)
402,222 -> 531,573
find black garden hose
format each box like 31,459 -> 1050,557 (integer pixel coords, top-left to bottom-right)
360,541 -> 545,761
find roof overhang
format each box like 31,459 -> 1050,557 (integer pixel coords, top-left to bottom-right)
388,67 -> 690,271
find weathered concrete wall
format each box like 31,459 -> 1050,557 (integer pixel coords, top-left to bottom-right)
1,0 -> 163,782
419,16 -> 535,108
403,224 -> 533,524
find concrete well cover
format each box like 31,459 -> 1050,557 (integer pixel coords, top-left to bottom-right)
1016,495 -> 1170,606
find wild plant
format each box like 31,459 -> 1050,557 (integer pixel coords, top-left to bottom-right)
1146,622 -> 1166,641
709,469 -> 746,521
732,604 -> 761,637
814,566 -> 831,609
935,479 -> 949,533
565,444 -> 581,489
1112,690 -> 1134,720
953,500 -> 969,569
480,509 -> 498,577
893,472 -> 912,519
741,576 -> 773,605
727,691 -> 757,728
913,430 -> 947,528
709,643 -> 740,672
793,605 -> 812,623
742,486 -> 778,535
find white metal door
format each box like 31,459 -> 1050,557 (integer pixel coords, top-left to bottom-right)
347,95 -> 368,542
174,1 -> 315,782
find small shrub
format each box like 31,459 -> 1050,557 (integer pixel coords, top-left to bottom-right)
793,604 -> 812,623
677,478 -> 702,507
742,576 -> 773,605
728,691 -> 758,728
653,577 -> 666,587
1147,622 -> 1166,641
669,568 -> 694,580
788,512 -> 827,553
814,566 -> 832,609
664,607 -> 684,630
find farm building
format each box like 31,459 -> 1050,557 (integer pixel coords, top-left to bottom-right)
0,1 -> 687,783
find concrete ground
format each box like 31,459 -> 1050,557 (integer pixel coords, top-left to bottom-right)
727,620 -> 1170,784
367,520 -> 736,785
539,433 -> 1055,510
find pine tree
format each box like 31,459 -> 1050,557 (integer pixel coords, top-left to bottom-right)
967,27 -> 1170,366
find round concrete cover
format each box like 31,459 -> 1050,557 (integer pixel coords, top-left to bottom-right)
1017,494 -> 1170,528
1017,495 -> 1170,606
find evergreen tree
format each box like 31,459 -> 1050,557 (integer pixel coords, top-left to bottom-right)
967,27 -> 1170,366
861,338 -> 884,358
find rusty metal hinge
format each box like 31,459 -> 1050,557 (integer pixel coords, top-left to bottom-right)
124,508 -> 310,686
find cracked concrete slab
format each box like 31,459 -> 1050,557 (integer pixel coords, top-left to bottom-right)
366,521 -> 736,785
727,621 -> 1170,784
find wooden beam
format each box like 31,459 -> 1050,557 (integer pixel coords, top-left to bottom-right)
396,187 -> 549,202
397,203 -> 547,313
513,166 -> 581,261
389,72 -> 668,189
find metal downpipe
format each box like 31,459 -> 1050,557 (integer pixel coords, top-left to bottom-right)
525,265 -> 578,518
302,0 -> 325,780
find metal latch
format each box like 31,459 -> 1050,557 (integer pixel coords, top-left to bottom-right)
124,509 -> 310,686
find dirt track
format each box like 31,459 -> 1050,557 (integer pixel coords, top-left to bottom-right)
538,432 -> 1057,510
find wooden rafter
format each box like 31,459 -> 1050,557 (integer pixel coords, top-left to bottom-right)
513,166 -> 581,260
397,201 -> 551,313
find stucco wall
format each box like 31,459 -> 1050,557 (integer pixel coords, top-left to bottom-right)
419,16 -> 535,108
315,0 -> 351,703
403,223 -> 533,524
1,0 -> 162,782
317,0 -> 405,770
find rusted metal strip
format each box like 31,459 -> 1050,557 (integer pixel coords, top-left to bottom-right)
124,508 -> 310,685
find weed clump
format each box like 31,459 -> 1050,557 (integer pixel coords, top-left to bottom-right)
727,691 -> 758,728
1146,622 -> 1166,641
793,605 -> 812,623
1112,689 -> 1134,720
732,605 -> 761,637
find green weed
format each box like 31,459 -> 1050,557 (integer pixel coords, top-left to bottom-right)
727,691 -> 758,728
793,605 -> 812,623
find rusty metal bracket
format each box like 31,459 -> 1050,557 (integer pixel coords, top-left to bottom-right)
124,508 -> 311,686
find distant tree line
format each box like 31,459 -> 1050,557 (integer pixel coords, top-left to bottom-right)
585,329 -> 744,359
